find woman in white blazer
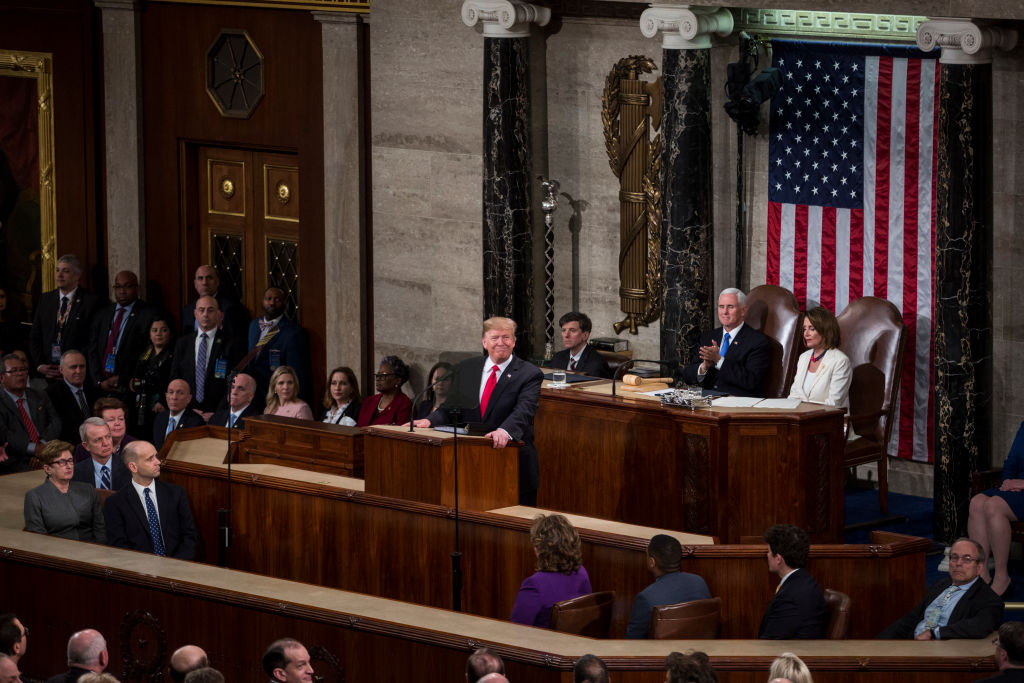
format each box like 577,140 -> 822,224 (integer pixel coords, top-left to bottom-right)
787,306 -> 852,412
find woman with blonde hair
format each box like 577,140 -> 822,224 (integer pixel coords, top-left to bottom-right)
768,652 -> 813,683
510,513 -> 592,628
263,365 -> 313,420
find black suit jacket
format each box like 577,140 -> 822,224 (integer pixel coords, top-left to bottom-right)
152,410 -> 206,450
209,402 -> 260,429
29,288 -> 102,369
877,576 -> 1004,639
87,300 -> 154,389
0,387 -> 61,472
680,324 -> 772,397
758,568 -> 829,639
549,345 -> 612,378
45,667 -> 92,683
425,355 -> 543,502
45,381 -> 98,444
181,295 -> 249,339
71,455 -> 131,491
170,329 -> 243,412
244,317 -> 313,404
103,479 -> 198,560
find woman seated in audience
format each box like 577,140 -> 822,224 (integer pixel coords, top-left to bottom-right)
415,361 -> 453,420
73,398 -> 137,464
129,314 -> 175,439
768,652 -> 813,683
787,306 -> 851,411
510,513 -> 592,628
264,365 -> 314,420
357,355 -> 412,427
968,420 -> 1024,598
665,651 -> 717,683
322,366 -> 362,426
24,440 -> 105,543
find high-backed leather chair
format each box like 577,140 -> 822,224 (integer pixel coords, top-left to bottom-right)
744,285 -> 802,398
837,297 -> 907,513
549,591 -> 614,638
823,588 -> 850,639
648,597 -> 722,639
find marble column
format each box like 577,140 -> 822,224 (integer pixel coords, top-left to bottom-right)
314,12 -> 368,379
640,5 -> 733,365
917,19 -> 1017,541
95,0 -> 145,283
463,1 -> 550,357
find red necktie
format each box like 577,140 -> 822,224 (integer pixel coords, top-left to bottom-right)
17,398 -> 39,442
569,358 -> 577,371
103,307 -> 126,373
480,365 -> 499,416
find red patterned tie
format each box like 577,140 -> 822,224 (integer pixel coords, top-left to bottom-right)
479,365 -> 499,416
17,398 -> 39,442
569,358 -> 577,371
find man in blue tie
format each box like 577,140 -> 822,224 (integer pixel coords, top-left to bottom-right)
878,537 -> 1004,639
152,379 -> 204,450
103,440 -> 197,560
209,373 -> 258,430
71,417 -> 130,491
680,288 -> 772,397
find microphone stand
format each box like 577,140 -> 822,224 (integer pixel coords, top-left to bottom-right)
217,373 -> 236,568
450,406 -> 463,612
611,358 -> 680,397
408,370 -> 457,432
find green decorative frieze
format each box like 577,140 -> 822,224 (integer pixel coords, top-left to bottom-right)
736,10 -> 926,42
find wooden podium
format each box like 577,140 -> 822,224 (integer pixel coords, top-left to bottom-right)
364,425 -> 519,510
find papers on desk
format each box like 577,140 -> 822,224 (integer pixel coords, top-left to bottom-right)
711,397 -> 803,409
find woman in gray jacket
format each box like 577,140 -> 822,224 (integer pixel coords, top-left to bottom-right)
24,440 -> 105,542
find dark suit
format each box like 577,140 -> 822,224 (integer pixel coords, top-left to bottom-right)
877,577 -> 1004,639
626,570 -> 712,639
0,388 -> 61,473
45,667 -> 93,683
680,324 -> 772,397
29,288 -> 102,370
152,410 -> 206,450
170,329 -> 243,413
45,380 -> 98,444
244,317 -> 313,404
87,300 -> 154,391
209,402 -> 260,430
549,345 -> 612,379
71,455 -> 131,491
103,480 -> 198,560
976,670 -> 1024,683
181,294 -> 249,339
425,355 -> 543,504
759,568 -> 829,639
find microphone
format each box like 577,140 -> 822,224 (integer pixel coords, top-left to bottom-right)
611,358 -> 679,398
409,368 -> 459,432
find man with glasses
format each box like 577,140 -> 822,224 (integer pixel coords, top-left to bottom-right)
878,537 -> 1004,639
980,621 -> 1024,682
0,615 -> 26,669
0,353 -> 61,473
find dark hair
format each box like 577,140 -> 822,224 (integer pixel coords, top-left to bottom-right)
558,311 -> 593,334
665,651 -> 716,683
183,668 -> 224,683
952,537 -> 984,561
379,355 -> 409,385
803,306 -> 841,349
93,397 -> 126,416
764,524 -> 811,569
466,647 -> 504,683
648,534 -> 682,572
323,366 -> 362,411
573,654 -> 609,683
424,361 -> 453,405
262,639 -> 303,678
999,621 -> 1024,666
39,440 -> 74,467
531,514 -> 583,574
0,614 -> 20,656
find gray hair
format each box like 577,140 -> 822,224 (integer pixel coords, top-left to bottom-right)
61,349 -> 86,366
57,254 -> 83,274
719,287 -> 747,307
79,416 -> 108,442
68,630 -> 107,666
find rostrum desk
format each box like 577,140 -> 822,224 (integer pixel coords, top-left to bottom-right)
534,382 -> 847,543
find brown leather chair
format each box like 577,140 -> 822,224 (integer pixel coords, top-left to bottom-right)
549,591 -> 614,638
823,588 -> 850,639
837,296 -> 907,514
97,488 -> 116,509
648,597 -> 721,639
744,285 -> 802,398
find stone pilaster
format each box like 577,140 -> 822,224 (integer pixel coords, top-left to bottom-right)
640,5 -> 733,366
919,18 -> 1017,541
463,1 -> 549,356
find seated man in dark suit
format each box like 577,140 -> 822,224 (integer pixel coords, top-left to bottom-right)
153,380 -> 206,450
626,534 -> 711,638
759,523 -> 828,639
979,621 -> 1024,682
0,352 -> 61,473
29,254 -> 101,381
412,317 -> 544,505
103,440 -> 198,560
878,537 -> 1003,640
548,312 -> 612,379
72,417 -> 131,491
243,287 -> 312,404
171,296 -> 243,419
45,628 -> 109,683
209,373 -> 259,429
680,288 -> 771,397
45,350 -> 97,445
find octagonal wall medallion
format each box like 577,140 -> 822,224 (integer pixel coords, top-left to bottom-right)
206,29 -> 264,119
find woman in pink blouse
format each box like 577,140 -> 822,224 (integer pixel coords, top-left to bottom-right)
263,365 -> 314,420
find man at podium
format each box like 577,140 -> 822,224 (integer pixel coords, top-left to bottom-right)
413,317 -> 543,506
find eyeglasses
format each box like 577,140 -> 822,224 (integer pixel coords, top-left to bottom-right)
2,367 -> 27,375
949,553 -> 981,564
374,373 -> 395,379
20,626 -> 28,638
49,458 -> 75,467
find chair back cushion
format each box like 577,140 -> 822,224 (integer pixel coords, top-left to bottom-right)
648,597 -> 722,639
549,591 -> 614,638
823,588 -> 851,639
744,285 -> 802,398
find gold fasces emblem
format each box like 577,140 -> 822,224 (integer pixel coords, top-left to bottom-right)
219,177 -> 235,200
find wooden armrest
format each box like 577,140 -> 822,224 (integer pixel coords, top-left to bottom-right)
972,468 -> 1003,496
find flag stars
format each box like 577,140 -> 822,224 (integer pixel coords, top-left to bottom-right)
831,188 -> 839,197
795,185 -> 802,193
776,182 -> 783,191
815,60 -> 822,69
811,187 -> 820,196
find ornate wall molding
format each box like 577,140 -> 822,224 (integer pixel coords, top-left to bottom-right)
640,5 -> 734,49
917,18 -> 1018,64
143,0 -> 368,12
462,0 -> 551,37
735,9 -> 926,42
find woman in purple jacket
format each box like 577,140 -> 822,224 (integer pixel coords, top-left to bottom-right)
511,513 -> 592,628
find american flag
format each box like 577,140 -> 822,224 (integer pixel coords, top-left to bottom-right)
765,40 -> 940,463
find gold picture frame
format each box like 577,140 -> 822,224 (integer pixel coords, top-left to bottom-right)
0,49 -> 56,294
